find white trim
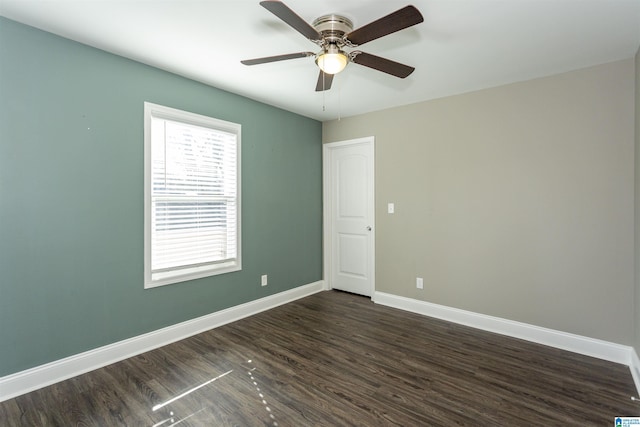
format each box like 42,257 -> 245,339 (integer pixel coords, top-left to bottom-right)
373,291 -> 632,366
323,136 -> 375,296
0,281 -> 326,402
322,144 -> 331,290
630,348 -> 640,397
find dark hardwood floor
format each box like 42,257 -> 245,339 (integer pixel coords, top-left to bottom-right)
1,290 -> 638,426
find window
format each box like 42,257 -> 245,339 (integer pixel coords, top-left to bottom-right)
144,102 -> 241,288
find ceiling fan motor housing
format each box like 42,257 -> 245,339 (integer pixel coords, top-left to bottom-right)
312,14 -> 354,47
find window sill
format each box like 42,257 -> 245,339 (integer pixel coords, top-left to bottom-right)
144,261 -> 241,289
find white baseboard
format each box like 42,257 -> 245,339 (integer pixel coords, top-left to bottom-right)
373,291 -> 632,366
0,280 -> 326,403
630,349 -> 640,397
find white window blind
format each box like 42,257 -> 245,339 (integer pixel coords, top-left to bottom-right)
144,103 -> 241,288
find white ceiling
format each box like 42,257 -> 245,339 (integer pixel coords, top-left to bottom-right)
1,0 -> 639,121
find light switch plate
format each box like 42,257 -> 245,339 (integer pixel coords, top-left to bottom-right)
388,203 -> 395,214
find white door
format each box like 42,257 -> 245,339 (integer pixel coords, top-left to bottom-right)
323,137 -> 375,296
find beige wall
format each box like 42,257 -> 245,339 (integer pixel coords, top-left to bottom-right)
324,59 -> 635,344
635,48 -> 640,353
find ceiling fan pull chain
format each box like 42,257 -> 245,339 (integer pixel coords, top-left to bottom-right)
338,79 -> 342,121
322,73 -> 326,111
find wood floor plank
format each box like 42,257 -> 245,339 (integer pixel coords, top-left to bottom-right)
1,290 -> 638,425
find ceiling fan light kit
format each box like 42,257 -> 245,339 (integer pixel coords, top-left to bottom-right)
315,45 -> 348,75
313,14 -> 352,75
241,1 -> 424,91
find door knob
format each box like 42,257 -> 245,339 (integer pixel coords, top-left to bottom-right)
366,226 -> 372,231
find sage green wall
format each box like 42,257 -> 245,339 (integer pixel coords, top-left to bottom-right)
0,17 -> 322,377
324,59 -> 635,345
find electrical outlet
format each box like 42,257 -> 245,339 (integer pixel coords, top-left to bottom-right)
416,277 -> 423,289
261,275 -> 268,287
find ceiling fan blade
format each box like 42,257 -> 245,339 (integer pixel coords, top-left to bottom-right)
260,0 -> 321,41
315,71 -> 334,91
345,5 -> 424,46
241,52 -> 314,65
352,52 -> 415,78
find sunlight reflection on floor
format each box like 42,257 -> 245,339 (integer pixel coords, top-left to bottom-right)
148,357 -> 279,426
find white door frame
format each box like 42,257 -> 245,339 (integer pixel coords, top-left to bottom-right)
323,136 -> 375,294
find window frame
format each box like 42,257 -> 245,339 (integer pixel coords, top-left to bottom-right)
143,102 -> 241,289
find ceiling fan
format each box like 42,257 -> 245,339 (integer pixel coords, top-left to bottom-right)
241,1 -> 424,91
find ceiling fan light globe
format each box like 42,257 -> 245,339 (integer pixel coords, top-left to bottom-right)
316,52 -> 348,75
